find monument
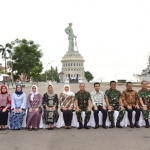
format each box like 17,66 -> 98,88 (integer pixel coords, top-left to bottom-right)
60,23 -> 86,83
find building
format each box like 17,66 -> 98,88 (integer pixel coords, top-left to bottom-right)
61,50 -> 86,83
133,54 -> 150,82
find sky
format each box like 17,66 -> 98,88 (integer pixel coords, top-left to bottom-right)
0,0 -> 150,81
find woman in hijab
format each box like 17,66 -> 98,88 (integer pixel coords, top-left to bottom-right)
59,84 -> 75,129
0,85 -> 11,130
43,85 -> 59,130
9,84 -> 26,130
26,85 -> 42,131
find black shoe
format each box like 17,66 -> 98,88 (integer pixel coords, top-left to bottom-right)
102,124 -> 107,129
109,122 -> 115,128
84,123 -> 90,129
77,122 -> 83,129
130,123 -> 134,128
145,120 -> 149,128
94,124 -> 99,129
135,122 -> 140,128
116,122 -> 123,128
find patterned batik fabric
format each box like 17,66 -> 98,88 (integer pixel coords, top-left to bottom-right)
122,89 -> 139,107
138,89 -> 150,119
105,89 -> 125,123
9,108 -> 26,129
43,93 -> 59,124
75,91 -> 91,123
26,108 -> 42,128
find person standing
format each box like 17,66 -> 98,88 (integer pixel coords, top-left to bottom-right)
60,84 -> 74,129
0,85 -> 11,130
9,84 -> 26,130
75,83 -> 91,129
122,82 -> 141,128
138,81 -> 150,128
26,85 -> 42,131
43,85 -> 59,130
105,81 -> 125,128
91,82 -> 107,129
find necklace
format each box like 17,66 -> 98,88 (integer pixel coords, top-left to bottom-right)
17,95 -> 21,97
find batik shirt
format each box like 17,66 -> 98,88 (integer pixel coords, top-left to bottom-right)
122,89 -> 139,107
75,91 -> 91,108
104,89 -> 121,106
90,91 -> 106,106
138,89 -> 150,106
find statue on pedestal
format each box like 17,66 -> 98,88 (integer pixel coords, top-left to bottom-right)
65,23 -> 77,51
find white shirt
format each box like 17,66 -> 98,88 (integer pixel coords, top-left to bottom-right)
90,91 -> 106,107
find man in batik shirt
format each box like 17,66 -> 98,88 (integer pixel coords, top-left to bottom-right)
75,83 -> 91,129
105,81 -> 125,128
138,80 -> 150,128
91,82 -> 107,129
122,82 -> 140,128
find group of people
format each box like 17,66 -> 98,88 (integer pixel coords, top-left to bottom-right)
0,80 -> 150,131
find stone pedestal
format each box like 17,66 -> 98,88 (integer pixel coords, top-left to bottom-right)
61,51 -> 86,83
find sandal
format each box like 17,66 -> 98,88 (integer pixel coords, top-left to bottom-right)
51,125 -> 54,130
2,126 -> 5,130
68,126 -> 71,129
28,125 -> 32,131
34,127 -> 38,131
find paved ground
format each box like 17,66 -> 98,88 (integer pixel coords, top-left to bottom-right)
0,83 -> 150,150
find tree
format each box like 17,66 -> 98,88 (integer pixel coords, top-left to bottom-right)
12,39 -> 43,81
0,43 -> 12,73
37,73 -> 46,82
47,66 -> 60,82
85,71 -> 94,82
30,62 -> 43,82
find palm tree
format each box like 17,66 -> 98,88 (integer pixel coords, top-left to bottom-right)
0,43 -> 12,73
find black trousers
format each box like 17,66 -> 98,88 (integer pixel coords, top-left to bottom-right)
0,110 -> 8,125
125,106 -> 141,124
62,110 -> 73,126
92,105 -> 107,125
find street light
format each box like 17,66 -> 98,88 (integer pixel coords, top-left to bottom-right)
45,60 -> 53,82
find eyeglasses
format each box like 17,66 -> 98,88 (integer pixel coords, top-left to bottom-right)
32,88 -> 36,89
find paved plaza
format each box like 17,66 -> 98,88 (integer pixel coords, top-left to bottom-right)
0,83 -> 150,150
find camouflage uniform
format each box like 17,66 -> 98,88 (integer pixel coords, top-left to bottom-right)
75,91 -> 91,123
138,89 -> 150,120
105,89 -> 125,123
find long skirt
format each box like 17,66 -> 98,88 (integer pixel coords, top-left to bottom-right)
26,108 -> 42,128
9,108 -> 26,130
43,108 -> 59,124
0,110 -> 8,125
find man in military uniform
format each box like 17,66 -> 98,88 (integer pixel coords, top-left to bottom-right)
122,82 -> 140,128
105,81 -> 125,128
75,83 -> 91,129
138,80 -> 150,128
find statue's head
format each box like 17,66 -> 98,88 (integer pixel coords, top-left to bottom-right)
69,23 -> 72,26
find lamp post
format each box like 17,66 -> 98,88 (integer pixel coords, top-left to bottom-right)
45,60 -> 53,82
